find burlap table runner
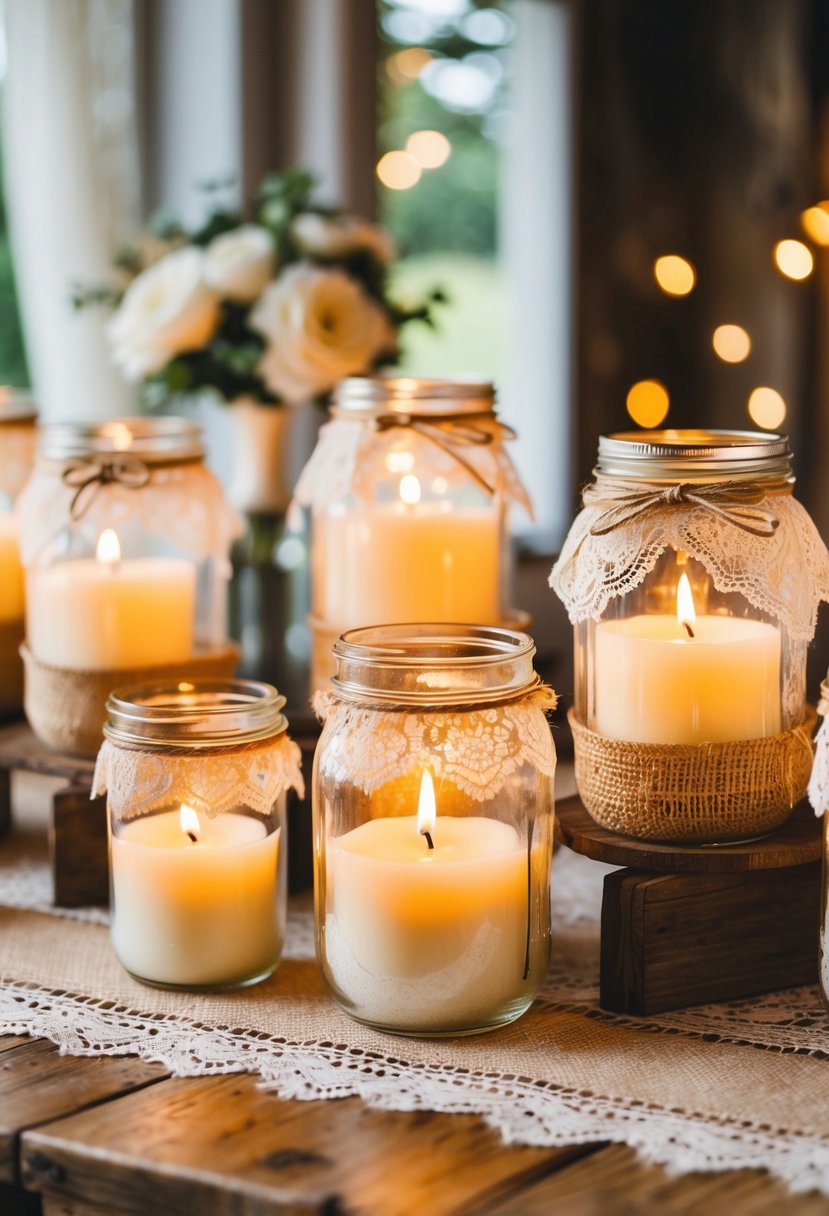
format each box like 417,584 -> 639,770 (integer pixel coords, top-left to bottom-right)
1,775 -> 829,1192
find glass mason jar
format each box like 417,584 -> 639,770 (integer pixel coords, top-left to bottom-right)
96,678 -> 303,990
0,391 -> 36,711
293,377 -> 532,688
313,624 -> 557,1037
551,430 -> 828,842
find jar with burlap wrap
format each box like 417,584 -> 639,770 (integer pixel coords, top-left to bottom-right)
292,377 -> 532,691
312,623 -> 557,1037
0,391 -> 36,712
94,678 -> 304,990
16,417 -> 241,756
550,429 -> 829,843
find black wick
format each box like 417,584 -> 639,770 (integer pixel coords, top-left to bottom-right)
682,621 -> 695,639
186,832 -> 198,844
421,830 -> 435,850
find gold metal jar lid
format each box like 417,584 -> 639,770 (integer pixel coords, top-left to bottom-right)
38,416 -> 205,464
596,430 -> 793,481
103,679 -> 289,749
332,376 -> 496,419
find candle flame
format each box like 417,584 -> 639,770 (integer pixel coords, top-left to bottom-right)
417,769 -> 436,837
676,573 -> 697,630
179,804 -> 200,841
399,473 -> 422,506
96,528 -> 121,566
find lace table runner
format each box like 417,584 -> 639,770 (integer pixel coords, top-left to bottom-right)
1,775 -> 829,1194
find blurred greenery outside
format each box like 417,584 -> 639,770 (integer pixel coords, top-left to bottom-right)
0,128 -> 29,387
377,0 -> 512,387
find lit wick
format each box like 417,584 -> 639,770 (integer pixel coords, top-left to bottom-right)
186,831 -> 198,844
421,829 -> 435,851
180,805 -> 201,846
682,621 -> 695,639
417,769 -> 437,853
676,573 -> 697,642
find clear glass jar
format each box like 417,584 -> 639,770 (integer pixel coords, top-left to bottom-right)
313,624 -> 557,1037
18,416 -> 237,672
0,392 -> 36,710
98,679 -> 301,990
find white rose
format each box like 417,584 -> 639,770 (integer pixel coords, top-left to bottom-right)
291,212 -> 396,264
107,246 -> 219,380
250,263 -> 395,405
203,224 -> 275,302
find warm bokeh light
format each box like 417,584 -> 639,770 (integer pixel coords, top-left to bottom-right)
774,239 -> 814,281
654,255 -> 696,297
102,422 -> 133,450
801,203 -> 829,247
386,47 -> 432,84
399,473 -> 422,505
96,528 -> 121,565
406,130 -> 451,169
626,379 -> 670,428
748,387 -> 787,430
712,324 -> 751,364
377,150 -> 421,190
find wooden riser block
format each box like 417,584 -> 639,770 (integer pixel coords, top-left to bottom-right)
52,789 -> 109,908
600,863 -> 821,1015
0,769 -> 11,838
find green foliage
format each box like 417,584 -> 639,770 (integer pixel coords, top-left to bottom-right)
0,132 -> 30,387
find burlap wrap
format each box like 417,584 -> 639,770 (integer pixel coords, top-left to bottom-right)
22,642 -> 240,758
569,705 -> 817,842
0,618 -> 24,712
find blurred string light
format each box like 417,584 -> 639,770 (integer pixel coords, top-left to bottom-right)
712,325 -> 751,364
386,47 -> 432,83
801,203 -> 829,246
654,255 -> 696,297
748,387 -> 787,431
406,129 -> 451,168
461,7 -> 515,45
774,239 -> 813,281
377,150 -> 421,190
626,379 -> 670,428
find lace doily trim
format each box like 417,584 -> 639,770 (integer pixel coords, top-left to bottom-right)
808,680 -> 829,817
312,688 -> 557,801
2,980 -> 829,1195
293,415 -> 534,518
550,491 -> 829,641
93,734 -> 305,820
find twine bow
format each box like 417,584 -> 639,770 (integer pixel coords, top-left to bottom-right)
373,413 -> 515,496
584,478 -> 780,538
61,457 -> 151,520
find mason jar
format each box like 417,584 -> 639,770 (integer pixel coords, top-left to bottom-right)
313,623 -> 557,1037
17,417 -> 240,754
551,430 -> 828,842
94,678 -> 303,990
293,377 -> 532,689
0,391 -> 36,711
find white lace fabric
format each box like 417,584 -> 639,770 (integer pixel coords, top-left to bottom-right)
550,490 -> 829,642
292,415 -> 534,518
16,460 -> 242,566
312,687 -> 557,801
93,734 -> 305,820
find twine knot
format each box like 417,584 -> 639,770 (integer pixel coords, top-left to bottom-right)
584,478 -> 780,538
61,457 -> 151,520
373,413 -> 515,496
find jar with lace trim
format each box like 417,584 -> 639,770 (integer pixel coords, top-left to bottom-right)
0,390 -> 36,712
313,624 -> 557,1036
16,416 -> 241,756
94,678 -> 304,990
551,430 -> 829,843
293,377 -> 533,690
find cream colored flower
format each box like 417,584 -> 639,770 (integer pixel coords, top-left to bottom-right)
107,246 -> 219,380
291,212 -> 396,263
203,224 -> 275,302
250,263 -> 394,405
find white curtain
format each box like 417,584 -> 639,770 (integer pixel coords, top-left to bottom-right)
3,0 -> 139,421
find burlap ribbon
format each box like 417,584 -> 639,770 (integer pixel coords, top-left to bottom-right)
371,412 -> 516,497
583,477 -> 782,538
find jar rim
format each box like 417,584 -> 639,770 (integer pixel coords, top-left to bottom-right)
103,678 -> 288,748
331,376 -> 495,418
597,429 -> 793,480
38,416 -> 205,463
331,623 -> 540,707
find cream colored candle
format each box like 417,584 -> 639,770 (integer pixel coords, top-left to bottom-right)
314,481 -> 501,626
323,772 -> 530,1031
0,514 -> 24,622
26,529 -> 195,670
110,805 -> 282,988
594,576 -> 781,743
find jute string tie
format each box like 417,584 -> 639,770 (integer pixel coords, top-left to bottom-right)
61,457 -> 151,520
583,477 -> 781,538
372,412 -> 517,497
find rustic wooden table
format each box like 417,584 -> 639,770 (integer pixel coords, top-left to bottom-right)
0,1030 -> 827,1214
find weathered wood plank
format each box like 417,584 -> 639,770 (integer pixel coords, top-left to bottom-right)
51,789 -> 108,909
600,864 -> 820,1014
0,1038 -> 166,1185
484,1143 -> 829,1215
0,722 -> 95,783
22,1072 -> 583,1216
